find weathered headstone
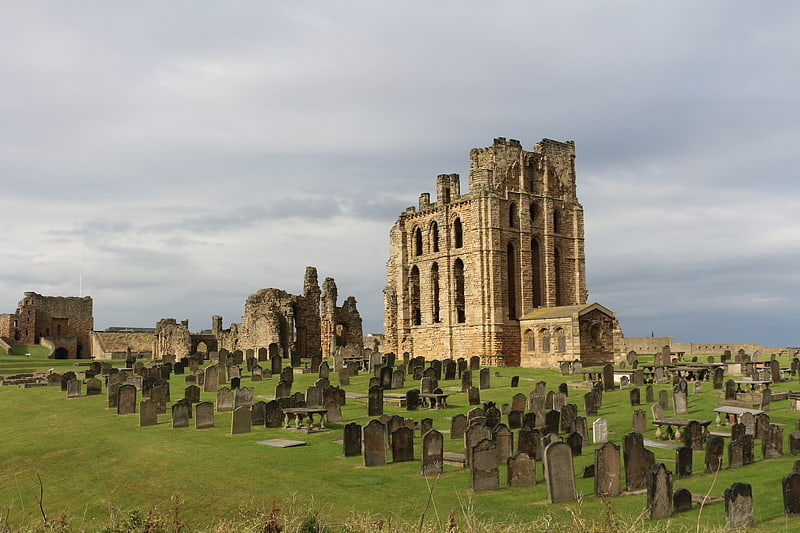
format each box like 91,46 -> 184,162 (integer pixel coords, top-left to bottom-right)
231,406 -> 251,434
216,387 -> 233,412
421,428 -> 444,476
139,399 -> 157,427
363,419 -> 387,466
391,426 -> 414,463
623,432 -> 655,492
632,409 -> 647,434
602,364 -> 614,392
673,488 -> 693,512
704,436 -> 724,472
117,384 -> 137,415
195,401 -> 214,429
543,442 -> 576,503
507,452 -> 536,487
171,401 -> 190,428
471,439 -> 499,491
594,441 -> 620,497
464,423 -> 492,469
725,482 -> 754,529
783,472 -> 800,516
675,446 -> 693,478
646,463 -> 673,519
762,424 -> 784,458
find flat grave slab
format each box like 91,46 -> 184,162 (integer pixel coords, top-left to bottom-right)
257,439 -> 307,448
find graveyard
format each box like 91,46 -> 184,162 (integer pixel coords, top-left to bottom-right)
2,346 -> 800,532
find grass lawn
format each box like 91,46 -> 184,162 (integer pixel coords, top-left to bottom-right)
1,349 -> 799,532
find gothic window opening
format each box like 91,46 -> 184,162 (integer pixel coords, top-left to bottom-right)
414,227 -> 423,256
531,238 -> 542,308
555,328 -> 566,353
431,262 -> 440,323
530,202 -> 538,224
507,243 -> 517,319
525,329 -> 535,352
552,209 -> 560,233
454,258 -> 465,323
430,221 -> 439,253
540,329 -> 550,353
409,266 -> 421,326
509,203 -> 517,228
454,217 -> 463,248
554,248 -> 563,306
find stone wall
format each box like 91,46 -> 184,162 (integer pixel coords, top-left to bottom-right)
93,331 -> 154,359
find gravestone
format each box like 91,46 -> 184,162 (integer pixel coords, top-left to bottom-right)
117,384 -> 137,415
479,368 -> 490,390
522,412 -> 536,430
470,356 -> 480,370
693,381 -> 702,394
633,369 -> 644,387
363,419 -> 387,466
560,404 -> 577,434
508,410 -> 522,430
676,446 -> 693,478
343,422 -> 362,457
464,423 -> 492,469
724,482 -> 754,529
594,441 -> 620,497
552,392 -> 566,411
725,379 -> 737,401
684,420 -> 704,450
632,409 -> 647,434
264,400 -> 283,428
231,406 -> 251,434
593,418 -> 608,444
790,431 -> 800,456
391,427 -> 414,463
673,488 -> 693,512
728,438 -> 744,468
602,364 -> 614,392
566,432 -> 582,457
646,463 -> 673,519
86,378 -> 102,396
184,385 -> 200,403
705,436 -> 724,472
195,401 -> 214,429
510,376 -> 519,388
468,386 -> 481,406
494,424 -> 513,464
741,412 -> 756,436
658,390 -> 669,410
421,429 -> 444,476
171,401 -> 190,428
485,406 -> 501,429
251,401 -> 266,426
584,391 -> 598,416
573,416 -> 588,443
107,383 -> 121,409
66,379 -> 82,398
234,387 -> 254,408
380,366 -> 393,389
471,439 -> 500,491
630,387 -> 640,406
216,387 -> 233,412
368,385 -> 383,417
673,389 -> 688,416
623,432 -> 655,492
762,424 -> 784,458
511,392 -> 527,412
203,365 -> 219,393
545,410 -> 560,435
517,427 -> 543,461
645,385 -> 654,403
443,360 -> 456,381
391,367 -> 405,389
783,472 -> 800,516
507,452 -> 536,487
275,380 -> 291,399
543,442 -> 576,503
755,413 -> 770,440
139,399 -> 157,427
761,387 -> 772,411
713,367 -> 724,389
450,414 -> 467,439
619,376 -> 629,390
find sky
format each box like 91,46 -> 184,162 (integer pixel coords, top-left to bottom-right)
1,2 -> 799,347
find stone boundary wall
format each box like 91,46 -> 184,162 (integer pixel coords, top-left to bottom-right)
622,336 -> 784,356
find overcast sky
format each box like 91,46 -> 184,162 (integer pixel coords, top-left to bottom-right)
2,2 -> 799,348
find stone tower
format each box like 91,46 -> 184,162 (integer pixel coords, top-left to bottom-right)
383,137 -> 589,365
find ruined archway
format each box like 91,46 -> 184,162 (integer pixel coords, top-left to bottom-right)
53,347 -> 69,359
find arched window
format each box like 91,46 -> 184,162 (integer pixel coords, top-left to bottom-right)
431,262 -> 440,323
509,203 -> 517,228
555,328 -> 566,353
530,202 -> 538,224
540,329 -> 550,353
507,243 -> 517,319
525,329 -> 535,352
531,238 -> 542,308
454,258 -> 465,323
453,217 -> 463,248
552,209 -> 560,233
554,248 -> 563,306
430,221 -> 439,253
409,266 -> 421,326
414,227 -> 423,256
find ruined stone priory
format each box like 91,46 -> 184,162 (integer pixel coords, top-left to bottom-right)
383,137 -> 623,368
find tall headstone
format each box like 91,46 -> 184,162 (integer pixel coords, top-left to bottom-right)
391,426 -> 414,463
704,436 -> 724,472
171,401 -> 190,428
783,472 -> 800,516
363,419 -> 387,466
543,442 -> 576,503
343,422 -> 362,457
676,446 -> 693,478
368,385 -> 383,417
594,441 -> 620,497
646,463 -> 673,519
195,401 -> 214,429
421,429 -> 444,476
632,409 -> 647,434
507,452 -> 536,487
139,399 -> 157,427
471,439 -> 500,491
602,364 -> 614,392
231,406 -> 251,434
623,432 -> 655,492
593,418 -> 608,444
117,384 -> 137,415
